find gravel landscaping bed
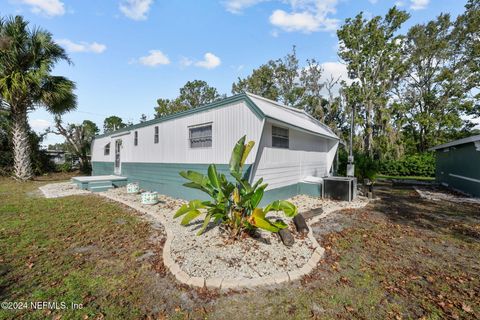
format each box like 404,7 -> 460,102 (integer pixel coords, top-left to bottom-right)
288,194 -> 370,223
100,187 -> 369,282
39,182 -> 90,198
38,182 -> 369,286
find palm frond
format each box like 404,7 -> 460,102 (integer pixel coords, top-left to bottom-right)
40,76 -> 77,114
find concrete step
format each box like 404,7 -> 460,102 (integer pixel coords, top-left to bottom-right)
89,185 -> 113,192
88,181 -> 113,187
87,181 -> 113,192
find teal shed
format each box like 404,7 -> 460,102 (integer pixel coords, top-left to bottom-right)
430,135 -> 480,198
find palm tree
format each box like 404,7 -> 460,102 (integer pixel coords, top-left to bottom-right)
0,16 -> 77,180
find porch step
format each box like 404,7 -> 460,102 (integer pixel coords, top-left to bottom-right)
89,185 -> 113,192
87,181 -> 113,192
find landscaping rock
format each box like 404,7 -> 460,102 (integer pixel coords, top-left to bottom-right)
302,207 -> 324,220
278,226 -> 295,247
293,214 -> 309,234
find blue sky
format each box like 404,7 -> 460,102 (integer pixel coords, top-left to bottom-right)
0,0 -> 470,145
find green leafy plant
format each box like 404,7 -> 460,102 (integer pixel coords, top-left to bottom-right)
174,136 -> 298,239
379,153 -> 435,177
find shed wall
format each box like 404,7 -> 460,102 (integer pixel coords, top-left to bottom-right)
436,142 -> 480,197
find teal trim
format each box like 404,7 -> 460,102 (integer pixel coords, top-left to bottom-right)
120,162 -> 252,201
91,161 -> 322,203
436,142 -> 480,197
92,161 -> 114,175
94,93 -> 265,139
89,186 -> 113,192
93,93 -> 339,142
298,182 -> 322,197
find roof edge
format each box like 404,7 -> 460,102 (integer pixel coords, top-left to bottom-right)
429,134 -> 480,151
94,93 -> 264,139
245,92 -> 338,139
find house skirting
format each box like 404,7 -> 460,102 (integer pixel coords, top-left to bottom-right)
91,161 -> 322,205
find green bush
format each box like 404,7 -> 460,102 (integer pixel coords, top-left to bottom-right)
56,162 -> 73,173
379,153 -> 435,177
337,149 -> 379,181
355,152 -> 379,182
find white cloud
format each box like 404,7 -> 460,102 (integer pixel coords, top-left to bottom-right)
271,0 -> 339,33
270,29 -> 280,37
30,119 -> 51,132
56,39 -> 106,54
410,0 -> 429,10
269,8 -> 338,33
321,61 -> 350,83
225,0 -> 340,33
179,56 -> 193,67
317,61 -> 355,94
223,0 -> 266,14
119,0 -> 153,20
395,1 -> 405,7
194,53 -> 221,69
138,50 -> 170,66
18,0 -> 65,17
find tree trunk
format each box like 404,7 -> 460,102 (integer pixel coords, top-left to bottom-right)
11,107 -> 33,180
79,154 -> 91,174
365,102 -> 373,157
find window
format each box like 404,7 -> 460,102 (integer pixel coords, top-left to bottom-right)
189,124 -> 212,148
154,126 -> 159,144
272,126 -> 289,149
104,143 -> 110,155
134,131 -> 138,146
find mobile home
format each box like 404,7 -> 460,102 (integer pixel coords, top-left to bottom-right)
90,93 -> 339,203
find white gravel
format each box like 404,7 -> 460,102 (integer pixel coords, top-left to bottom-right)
289,194 -> 369,216
38,182 -> 370,281
39,182 -> 91,198
100,187 -> 369,280
415,186 -> 480,204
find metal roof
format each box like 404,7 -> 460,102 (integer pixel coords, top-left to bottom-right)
245,92 -> 338,140
94,92 -> 339,140
429,134 -> 480,150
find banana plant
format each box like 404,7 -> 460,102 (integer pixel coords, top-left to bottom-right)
174,136 -> 298,238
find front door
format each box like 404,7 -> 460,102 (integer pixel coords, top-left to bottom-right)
114,139 -> 121,175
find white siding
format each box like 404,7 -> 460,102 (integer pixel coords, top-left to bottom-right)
91,136 -> 113,162
252,121 -> 338,190
91,101 -> 263,164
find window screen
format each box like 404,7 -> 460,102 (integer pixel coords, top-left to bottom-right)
189,124 -> 212,148
272,126 -> 289,149
134,131 -> 138,146
154,126 -> 159,144
104,143 -> 110,155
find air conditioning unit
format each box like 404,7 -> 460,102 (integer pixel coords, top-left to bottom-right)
322,176 -> 357,202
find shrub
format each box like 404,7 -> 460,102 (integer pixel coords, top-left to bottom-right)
355,152 -> 379,182
56,162 -> 73,173
337,149 -> 379,181
379,153 -> 435,177
174,136 -> 298,239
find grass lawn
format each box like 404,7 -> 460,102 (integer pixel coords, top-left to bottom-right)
377,174 -> 435,181
1,175 -> 479,319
